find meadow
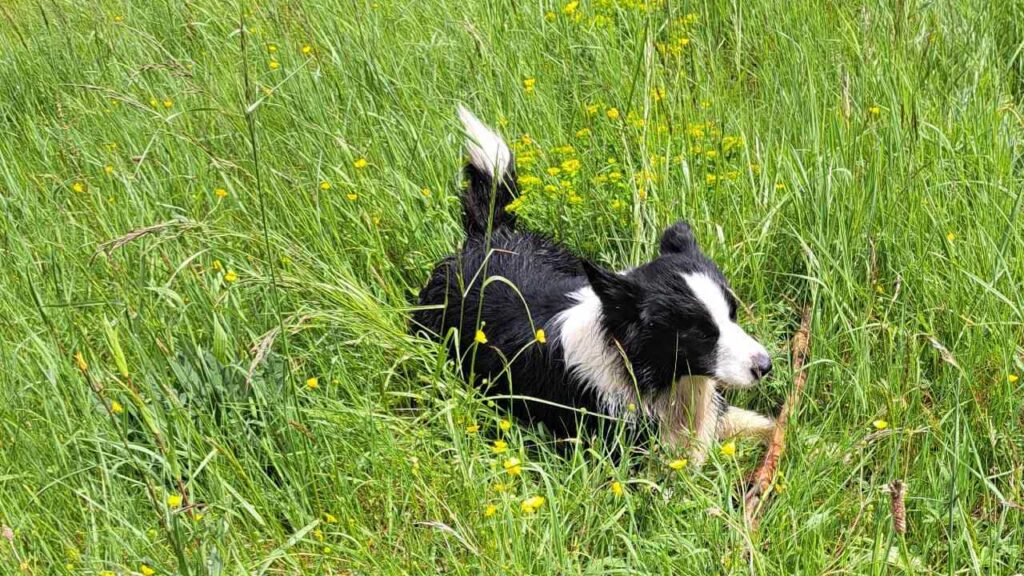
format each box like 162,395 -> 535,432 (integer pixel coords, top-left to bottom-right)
1,0 -> 1023,573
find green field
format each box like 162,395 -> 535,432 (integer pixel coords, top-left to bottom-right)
1,0 -> 1023,573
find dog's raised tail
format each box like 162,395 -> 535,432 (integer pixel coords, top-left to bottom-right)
457,105 -> 518,236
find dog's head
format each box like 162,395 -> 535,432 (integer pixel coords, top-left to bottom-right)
584,221 -> 771,389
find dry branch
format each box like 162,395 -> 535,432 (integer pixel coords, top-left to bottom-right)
743,305 -> 813,530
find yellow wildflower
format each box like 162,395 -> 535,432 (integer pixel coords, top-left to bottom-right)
545,11 -> 557,21
705,173 -> 718,186
74,352 -> 88,372
269,60 -> 280,70
503,457 -> 522,475
306,377 -> 319,389
520,495 -> 545,513
267,44 -> 278,53
346,193 -> 358,201
610,481 -> 623,496
193,513 -> 204,521
1009,374 -> 1019,383
872,419 -> 889,430
492,439 -> 508,454
354,158 -> 369,169
575,127 -> 591,138
104,165 -> 114,175
651,87 -> 666,102
606,107 -> 620,120
705,149 -> 718,160
212,259 -> 223,271
523,77 -> 536,93
302,45 -> 313,55
111,400 -> 124,414
586,104 -> 599,115
562,1 -> 579,15
149,98 -> 159,108
162,99 -> 173,109
475,329 -> 488,344
140,565 -> 156,576
535,329 -> 546,344
72,181 -> 85,193
324,512 -> 338,523
484,504 -> 497,517
868,105 -> 881,116
167,494 -> 182,508
100,572 -> 116,576
669,458 -> 688,470
560,159 -> 581,173
499,419 -> 512,431
546,166 -> 562,177
775,182 -> 786,190
946,232 -> 955,241
215,188 -> 228,198
420,188 -> 431,197
224,270 -> 239,283
720,441 -> 737,457
544,184 -> 558,193
113,15 -> 123,23
320,181 -> 331,190
466,423 -> 480,433
518,175 -> 542,187
493,482 -> 507,493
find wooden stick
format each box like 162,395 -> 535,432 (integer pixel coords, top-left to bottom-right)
743,305 -> 813,530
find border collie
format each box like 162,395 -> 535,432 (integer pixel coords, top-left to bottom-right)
412,107 -> 775,466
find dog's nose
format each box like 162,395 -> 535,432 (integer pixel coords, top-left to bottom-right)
751,352 -> 772,380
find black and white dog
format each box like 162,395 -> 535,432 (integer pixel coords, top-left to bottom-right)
412,107 -> 775,465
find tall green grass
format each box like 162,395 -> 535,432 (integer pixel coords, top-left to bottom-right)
0,0 -> 1021,573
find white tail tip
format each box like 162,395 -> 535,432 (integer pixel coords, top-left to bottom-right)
457,105 -> 511,179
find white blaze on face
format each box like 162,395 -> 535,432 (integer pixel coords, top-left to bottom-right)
682,273 -> 768,388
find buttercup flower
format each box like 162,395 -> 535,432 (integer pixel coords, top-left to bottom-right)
484,504 -> 497,517
499,419 -> 511,431
1009,374 -> 1019,383
492,439 -> 508,454
215,188 -> 228,198
606,107 -> 620,120
610,481 -> 623,496
535,329 -> 546,344
166,494 -> 182,508
140,565 -> 156,576
503,457 -> 522,475
523,77 -> 536,93
306,377 -> 319,389
520,495 -> 545,513
111,400 -> 124,414
320,181 -> 332,190
475,330 -> 488,344
720,441 -> 736,457
873,419 -> 889,430
466,423 -> 480,433
354,158 -> 369,169
669,458 -> 688,470
224,271 -> 238,283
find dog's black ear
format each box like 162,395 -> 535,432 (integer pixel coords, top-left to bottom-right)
660,220 -> 698,255
583,261 -> 640,323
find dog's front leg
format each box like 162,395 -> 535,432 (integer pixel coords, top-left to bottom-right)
657,377 -> 720,468
717,406 -> 775,442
